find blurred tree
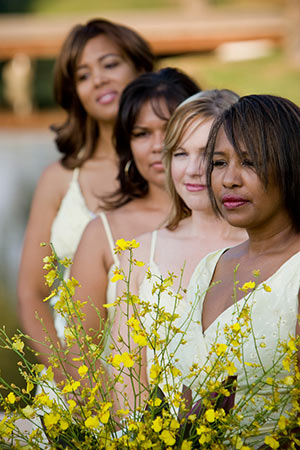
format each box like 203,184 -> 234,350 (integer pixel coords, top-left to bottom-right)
0,0 -> 33,13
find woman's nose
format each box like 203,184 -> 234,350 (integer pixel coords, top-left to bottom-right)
222,163 -> 242,187
92,68 -> 107,86
152,132 -> 163,153
186,155 -> 203,177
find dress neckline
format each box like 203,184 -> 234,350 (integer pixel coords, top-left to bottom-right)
200,248 -> 300,336
72,173 -> 96,218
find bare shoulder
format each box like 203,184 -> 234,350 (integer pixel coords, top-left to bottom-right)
80,216 -> 111,249
131,230 -> 155,262
38,161 -> 73,192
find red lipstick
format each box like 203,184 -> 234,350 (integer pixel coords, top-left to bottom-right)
222,195 -> 249,209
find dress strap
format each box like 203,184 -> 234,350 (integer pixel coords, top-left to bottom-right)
149,230 -> 158,264
99,212 -> 120,265
72,167 -> 80,181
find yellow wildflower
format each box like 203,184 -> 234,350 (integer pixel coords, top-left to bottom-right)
132,332 -> 148,347
263,283 -> 272,292
160,429 -> 176,446
44,412 -> 60,428
226,361 -> 237,376
45,366 -> 54,382
111,354 -> 123,369
152,416 -> 163,432
205,409 -> 215,423
181,441 -> 192,450
85,416 -> 100,429
12,338 -> 24,353
35,392 -> 52,408
7,392 -> 16,404
216,343 -> 227,356
128,316 -> 141,331
252,269 -> 260,277
278,415 -> 286,430
283,375 -> 294,385
134,260 -> 145,267
22,405 -> 35,418
44,269 -> 57,287
170,418 -> 180,430
264,436 -> 279,449
78,364 -> 89,377
60,419 -> 69,431
121,352 -> 134,368
99,402 -> 112,424
68,399 -> 76,413
231,322 -> 241,332
150,363 -> 162,383
288,338 -> 297,352
26,381 -> 34,393
240,281 -> 255,292
117,409 -> 129,415
282,357 -> 290,371
114,238 -> 140,253
62,380 -> 81,393
0,417 -> 13,438
33,364 -> 45,374
111,268 -> 124,283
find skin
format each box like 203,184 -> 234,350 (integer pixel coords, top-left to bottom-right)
17,33 -> 140,381
112,117 -> 247,411
75,35 -> 139,125
202,127 -> 300,341
69,99 -> 172,367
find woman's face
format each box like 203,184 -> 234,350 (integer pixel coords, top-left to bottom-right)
211,126 -> 286,231
130,99 -> 169,190
75,34 -> 139,123
171,118 -> 214,212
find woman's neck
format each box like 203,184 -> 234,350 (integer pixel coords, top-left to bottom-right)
144,184 -> 171,212
246,218 -> 298,256
188,207 -> 239,239
94,121 -> 116,159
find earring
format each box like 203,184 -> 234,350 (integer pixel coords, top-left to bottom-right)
124,160 -> 133,177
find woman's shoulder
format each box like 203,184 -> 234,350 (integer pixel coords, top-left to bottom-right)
38,160 -> 74,192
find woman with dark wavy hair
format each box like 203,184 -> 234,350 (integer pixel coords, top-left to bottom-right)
18,18 -> 154,380
68,67 -> 200,369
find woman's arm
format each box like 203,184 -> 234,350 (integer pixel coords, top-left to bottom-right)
65,217 -> 113,378
17,162 -> 70,382
111,236 -> 151,412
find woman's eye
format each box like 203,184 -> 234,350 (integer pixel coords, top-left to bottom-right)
104,61 -> 120,70
131,130 -> 149,139
173,151 -> 187,158
242,159 -> 254,167
212,160 -> 226,167
76,72 -> 89,82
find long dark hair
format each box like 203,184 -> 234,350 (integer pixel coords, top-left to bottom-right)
206,94 -> 300,231
51,18 -> 154,169
104,67 -> 200,209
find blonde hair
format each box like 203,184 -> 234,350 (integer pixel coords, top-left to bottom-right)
163,89 -> 239,230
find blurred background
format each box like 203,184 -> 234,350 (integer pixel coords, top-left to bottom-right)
0,0 -> 299,392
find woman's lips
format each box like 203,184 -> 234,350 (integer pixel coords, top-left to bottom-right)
222,195 -> 249,209
97,91 -> 117,105
151,161 -> 165,171
185,183 -> 206,192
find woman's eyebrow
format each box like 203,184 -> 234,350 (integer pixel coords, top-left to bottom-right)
76,53 -> 119,71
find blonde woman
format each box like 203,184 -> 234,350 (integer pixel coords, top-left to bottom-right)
112,89 -> 247,410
